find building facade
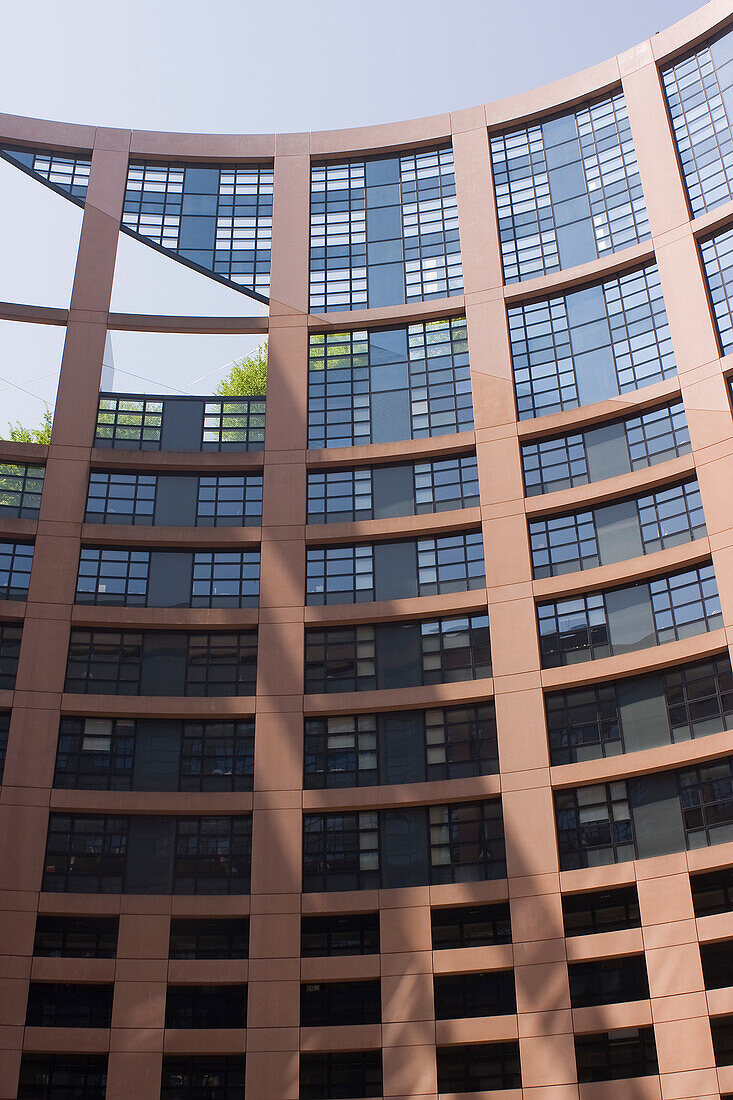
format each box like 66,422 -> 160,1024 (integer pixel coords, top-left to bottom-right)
3,2 -> 733,1097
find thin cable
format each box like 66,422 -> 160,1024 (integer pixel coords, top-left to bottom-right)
110,367 -> 191,395
0,372 -> 53,405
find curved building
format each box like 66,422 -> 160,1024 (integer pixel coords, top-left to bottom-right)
4,1 -> 733,1097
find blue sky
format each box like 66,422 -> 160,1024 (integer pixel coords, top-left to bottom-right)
0,0 -> 704,430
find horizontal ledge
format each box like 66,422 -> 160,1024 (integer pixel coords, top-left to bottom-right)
0,301 -> 268,334
540,628 -> 729,693
524,453 -> 697,517
303,587 -> 488,626
79,523 -> 262,547
89,448 -> 264,471
303,677 -> 494,717
60,693 -> 257,719
69,606 -> 259,628
49,789 -> 254,815
502,239 -> 656,305
302,772 -> 501,812
306,507 -> 481,546
515,378 -> 683,442
305,431 -> 476,468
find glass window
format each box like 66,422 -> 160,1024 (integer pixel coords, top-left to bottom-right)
25,984 -> 113,1027
0,144 -> 91,201
0,463 -> 44,518
164,985 -> 246,1029
307,467 -> 373,523
123,161 -> 273,296
650,562 -> 722,644
0,622 -> 21,689
413,453 -> 479,513
421,613 -> 492,683
679,758 -> 733,848
17,1055 -> 107,1099
304,715 -> 378,788
300,980 -> 380,1026
568,955 -> 649,1007
95,397 -> 163,449
712,1016 -> 733,1067
546,684 -> 621,764
401,147 -> 462,301
191,551 -> 260,607
436,1042 -> 521,1092
701,941 -> 733,989
169,918 -> 249,959
703,225 -> 733,352
85,470 -> 156,525
562,886 -> 641,936
75,547 -> 149,605
663,27 -> 733,216
310,161 -> 367,312
306,545 -> 374,604
538,593 -> 610,667
0,541 -> 33,600
33,916 -> 118,958
637,479 -> 706,552
664,653 -> 733,742
434,970 -> 516,1018
305,625 -> 376,693
160,1057 -> 246,1100
301,913 -> 379,957
555,781 -> 635,869
408,318 -> 472,437
54,717 -> 135,790
575,1027 -> 658,1082
299,1052 -> 382,1100
303,811 -> 380,894
196,474 -> 263,526
509,264 -> 674,420
42,814 -> 127,893
417,530 -> 485,595
491,90 -> 649,283
429,799 -> 506,884
0,712 -> 8,783
625,401 -> 691,469
691,866 -> 733,917
184,632 -> 258,697
172,816 -> 252,895
529,510 -> 599,577
180,720 -> 254,792
202,398 -> 265,451
65,629 -> 143,695
431,902 -> 512,949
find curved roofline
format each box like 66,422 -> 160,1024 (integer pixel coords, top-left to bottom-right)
0,0 -> 730,160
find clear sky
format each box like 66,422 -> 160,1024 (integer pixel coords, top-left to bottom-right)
0,0 -> 705,430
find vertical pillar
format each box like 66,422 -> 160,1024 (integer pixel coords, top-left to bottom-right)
0,126 -> 130,1100
452,108 -> 578,1098
623,44 -> 721,1100
245,133 -> 311,1100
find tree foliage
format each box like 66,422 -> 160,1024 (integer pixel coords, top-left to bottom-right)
215,342 -> 268,397
4,407 -> 53,445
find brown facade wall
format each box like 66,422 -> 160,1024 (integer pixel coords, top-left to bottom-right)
2,2 -> 733,1098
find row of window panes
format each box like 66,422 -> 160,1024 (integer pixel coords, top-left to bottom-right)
94,397 -> 265,451
86,470 -> 263,526
75,548 -> 260,607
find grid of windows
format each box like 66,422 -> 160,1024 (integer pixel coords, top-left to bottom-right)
202,398 -> 265,450
0,622 -> 21,689
309,149 -> 462,312
191,551 -> 260,607
701,226 -> 733,353
401,147 -> 462,300
122,161 -> 273,296
55,718 -> 135,790
179,720 -> 255,791
575,1027 -> 658,1082
75,547 -> 149,605
304,704 -> 498,789
305,625 -> 376,692
430,800 -> 506,884
436,1042 -> 522,1092
650,563 -> 722,644
663,27 -> 733,216
303,799 -> 505,892
43,814 -> 128,893
538,564 -> 722,667
307,319 -> 472,449
509,264 -> 675,420
421,613 -> 492,684
33,916 -> 118,958
169,918 -> 249,959
17,1055 -> 107,1099
173,816 -> 252,894
637,479 -> 706,553
0,144 -> 91,202
679,758 -> 733,847
555,782 -> 635,868
299,1052 -> 382,1100
491,91 -> 649,283
160,1057 -> 246,1100
301,913 -> 380,957
529,479 -> 706,578
562,886 -> 641,936
165,985 -> 246,1029
0,541 -> 33,600
65,630 -> 143,695
85,470 -> 156,525
310,161 -> 367,311
431,902 -> 512,949
306,453 -> 478,523
185,633 -> 258,696
197,474 -> 263,526
0,463 -> 44,518
417,530 -> 485,595
95,397 -> 164,448
568,955 -> 650,1007
305,544 -> 374,604
521,400 -> 691,496
546,684 -> 621,764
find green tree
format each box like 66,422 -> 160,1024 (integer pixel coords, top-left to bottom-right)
4,407 -> 53,445
215,342 -> 268,397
